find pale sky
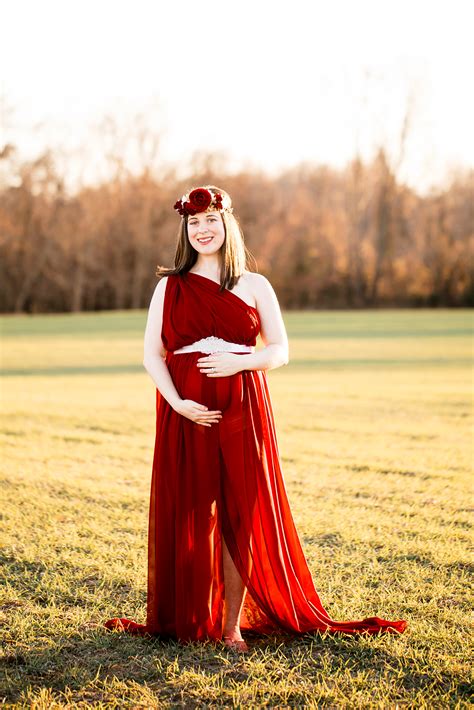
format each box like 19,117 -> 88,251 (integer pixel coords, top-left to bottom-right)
2,0 -> 473,195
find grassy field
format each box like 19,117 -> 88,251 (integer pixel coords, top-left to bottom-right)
1,308 -> 472,708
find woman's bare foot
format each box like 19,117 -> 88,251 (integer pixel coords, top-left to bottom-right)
222,628 -> 249,653
223,636 -> 249,653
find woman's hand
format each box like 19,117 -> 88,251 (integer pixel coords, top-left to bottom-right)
196,352 -> 245,377
174,399 -> 222,427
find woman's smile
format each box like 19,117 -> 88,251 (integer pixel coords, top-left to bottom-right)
187,210 -> 225,252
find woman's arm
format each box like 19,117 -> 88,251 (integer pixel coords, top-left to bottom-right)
143,278 -> 223,426
238,273 -> 289,371
142,277 -> 182,410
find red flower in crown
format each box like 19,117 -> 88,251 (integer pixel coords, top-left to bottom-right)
174,188 -> 226,217
188,188 -> 212,212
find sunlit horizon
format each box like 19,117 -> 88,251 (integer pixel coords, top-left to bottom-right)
2,0 -> 473,195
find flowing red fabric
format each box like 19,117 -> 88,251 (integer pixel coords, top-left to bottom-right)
105,272 -> 407,641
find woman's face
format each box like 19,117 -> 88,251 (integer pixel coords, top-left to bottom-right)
187,211 -> 225,254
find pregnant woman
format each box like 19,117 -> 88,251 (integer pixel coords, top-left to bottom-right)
105,185 -> 407,652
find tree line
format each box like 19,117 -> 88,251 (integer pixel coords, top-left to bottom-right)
0,144 -> 472,312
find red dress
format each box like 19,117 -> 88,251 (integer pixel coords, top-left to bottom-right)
105,272 -> 407,640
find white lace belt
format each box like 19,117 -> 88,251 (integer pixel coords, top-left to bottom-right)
173,335 -> 255,355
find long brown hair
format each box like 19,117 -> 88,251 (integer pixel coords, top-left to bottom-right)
156,185 -> 257,291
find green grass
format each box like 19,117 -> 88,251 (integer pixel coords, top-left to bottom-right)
1,308 -> 472,708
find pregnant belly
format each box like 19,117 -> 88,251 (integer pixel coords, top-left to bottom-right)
167,351 -> 245,413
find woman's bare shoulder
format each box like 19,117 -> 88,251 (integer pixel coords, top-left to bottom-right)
241,272 -> 278,310
155,274 -> 169,292
148,275 -> 168,305
242,271 -> 273,292
242,271 -> 270,284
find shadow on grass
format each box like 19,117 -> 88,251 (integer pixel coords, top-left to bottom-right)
1,554 -> 469,707
2,355 -> 473,378
2,551 -> 416,703
1,364 -> 144,377
1,625 -> 414,706
3,624 -> 468,706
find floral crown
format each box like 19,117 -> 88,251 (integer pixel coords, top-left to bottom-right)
173,187 -> 233,217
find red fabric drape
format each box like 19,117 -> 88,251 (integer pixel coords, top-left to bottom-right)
105,272 -> 407,640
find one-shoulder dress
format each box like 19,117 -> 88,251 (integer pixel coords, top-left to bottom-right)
105,272 -> 407,640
